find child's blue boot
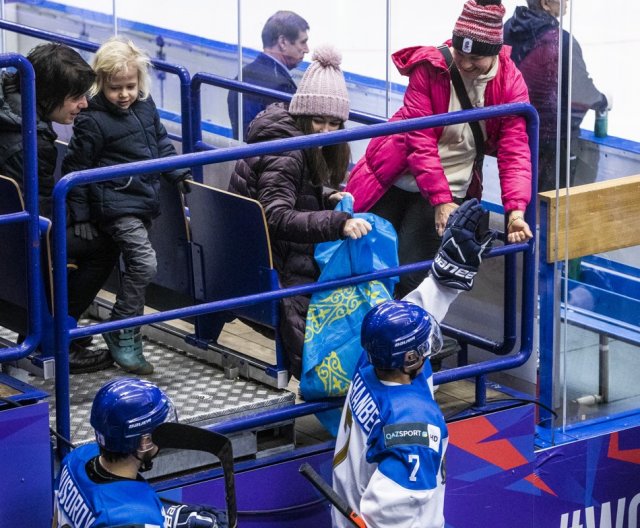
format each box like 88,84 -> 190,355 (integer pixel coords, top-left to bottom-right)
103,327 -> 154,375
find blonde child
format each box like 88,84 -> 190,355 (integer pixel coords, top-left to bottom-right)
63,37 -> 191,374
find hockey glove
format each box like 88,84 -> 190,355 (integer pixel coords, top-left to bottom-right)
164,504 -> 228,528
431,198 -> 496,291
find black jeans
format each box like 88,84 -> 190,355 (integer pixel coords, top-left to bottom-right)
370,186 -> 443,299
67,226 -> 120,321
0,226 -> 119,336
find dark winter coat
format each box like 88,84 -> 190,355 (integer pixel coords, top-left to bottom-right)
228,103 -> 350,378
63,92 -> 189,224
0,72 -> 58,218
227,53 -> 297,140
504,6 -> 606,144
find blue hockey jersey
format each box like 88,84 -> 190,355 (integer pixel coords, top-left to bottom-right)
54,444 -> 165,528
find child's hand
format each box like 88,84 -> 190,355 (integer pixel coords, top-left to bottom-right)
328,191 -> 352,207
176,174 -> 193,194
74,222 -> 99,241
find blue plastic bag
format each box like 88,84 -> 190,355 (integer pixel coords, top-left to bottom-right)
300,195 -> 398,435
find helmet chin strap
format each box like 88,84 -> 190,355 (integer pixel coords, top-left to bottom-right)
404,356 -> 426,380
134,435 -> 159,472
133,449 -> 157,472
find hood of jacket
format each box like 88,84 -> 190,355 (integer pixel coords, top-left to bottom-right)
0,72 -> 55,139
246,102 -> 303,144
391,45 -> 447,76
504,6 -> 558,65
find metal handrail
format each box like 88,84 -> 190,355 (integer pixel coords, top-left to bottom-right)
0,52 -> 43,363
52,102 -> 539,450
190,71 -> 385,155
0,20 -> 193,152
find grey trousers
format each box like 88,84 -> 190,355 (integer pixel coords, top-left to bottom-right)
102,215 -> 157,320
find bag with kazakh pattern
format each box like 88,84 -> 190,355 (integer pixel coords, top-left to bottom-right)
300,195 -> 398,435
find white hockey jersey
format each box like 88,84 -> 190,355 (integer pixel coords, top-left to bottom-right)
332,275 -> 458,528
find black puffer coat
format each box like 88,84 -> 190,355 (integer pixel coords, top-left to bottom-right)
0,72 -> 58,218
63,92 -> 189,224
228,103 -> 350,378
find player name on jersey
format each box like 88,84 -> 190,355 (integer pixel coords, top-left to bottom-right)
349,373 -> 381,434
57,465 -> 97,528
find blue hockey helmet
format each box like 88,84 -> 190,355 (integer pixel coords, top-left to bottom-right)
90,377 -> 175,454
362,300 -> 442,371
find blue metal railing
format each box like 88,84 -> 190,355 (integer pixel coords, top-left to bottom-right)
52,103 -> 539,452
0,53 -> 43,363
189,73 -> 523,360
190,71 -> 385,152
0,20 -> 194,152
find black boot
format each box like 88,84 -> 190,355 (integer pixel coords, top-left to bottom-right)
69,341 -> 113,374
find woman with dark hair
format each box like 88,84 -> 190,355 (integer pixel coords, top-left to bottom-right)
229,45 -> 371,379
0,43 -> 118,373
0,43 -> 96,217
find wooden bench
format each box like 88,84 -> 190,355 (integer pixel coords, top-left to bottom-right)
145,177 -> 194,309
0,175 -> 56,377
539,174 -> 640,264
185,181 -> 287,386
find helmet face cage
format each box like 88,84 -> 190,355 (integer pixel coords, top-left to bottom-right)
362,301 -> 442,371
90,378 -> 176,454
403,317 -> 443,371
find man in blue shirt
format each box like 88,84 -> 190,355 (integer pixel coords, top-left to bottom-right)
227,10 -> 309,140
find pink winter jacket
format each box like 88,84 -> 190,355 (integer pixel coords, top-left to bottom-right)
345,43 -> 532,213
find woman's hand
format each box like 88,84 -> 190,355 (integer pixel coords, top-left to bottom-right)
343,217 -> 372,239
434,202 -> 459,236
328,191 -> 352,207
506,210 -> 533,243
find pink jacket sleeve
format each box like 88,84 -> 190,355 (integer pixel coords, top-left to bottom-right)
489,59 -> 532,213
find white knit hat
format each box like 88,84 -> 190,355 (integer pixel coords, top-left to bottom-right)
289,45 -> 350,122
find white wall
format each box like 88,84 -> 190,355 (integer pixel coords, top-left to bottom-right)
38,0 -> 637,141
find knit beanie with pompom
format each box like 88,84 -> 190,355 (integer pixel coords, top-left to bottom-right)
452,0 -> 505,56
289,45 -> 350,122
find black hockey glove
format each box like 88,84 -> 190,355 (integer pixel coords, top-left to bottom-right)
431,198 -> 496,291
165,504 -> 229,528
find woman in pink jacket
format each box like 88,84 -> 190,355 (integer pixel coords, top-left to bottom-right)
346,0 -> 533,297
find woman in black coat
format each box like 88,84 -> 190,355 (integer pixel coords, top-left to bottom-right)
229,46 -> 371,379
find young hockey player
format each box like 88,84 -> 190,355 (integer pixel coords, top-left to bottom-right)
332,198 -> 495,528
53,377 -> 226,527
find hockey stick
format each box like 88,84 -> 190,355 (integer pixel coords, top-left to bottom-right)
299,463 -> 366,528
153,422 -> 238,528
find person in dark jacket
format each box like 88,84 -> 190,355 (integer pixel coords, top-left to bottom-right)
0,42 -> 118,373
227,10 -> 309,140
63,37 -> 191,375
228,45 -> 371,379
504,0 -> 611,191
